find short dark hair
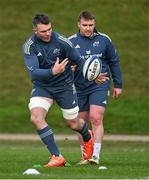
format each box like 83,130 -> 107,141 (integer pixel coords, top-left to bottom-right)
32,13 -> 50,27
78,11 -> 95,21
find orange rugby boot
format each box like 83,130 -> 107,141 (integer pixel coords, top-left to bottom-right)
82,130 -> 94,160
44,155 -> 66,167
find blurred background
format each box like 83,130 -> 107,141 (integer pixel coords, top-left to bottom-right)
0,0 -> 149,134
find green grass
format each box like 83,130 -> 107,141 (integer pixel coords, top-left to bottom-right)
0,140 -> 149,179
0,0 -> 149,134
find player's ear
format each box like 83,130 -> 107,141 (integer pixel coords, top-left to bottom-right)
33,28 -> 37,34
78,22 -> 80,29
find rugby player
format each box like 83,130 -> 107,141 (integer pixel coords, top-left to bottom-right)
22,13 -> 94,167
69,11 -> 122,165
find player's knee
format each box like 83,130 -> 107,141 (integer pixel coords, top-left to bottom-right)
66,120 -> 78,130
30,114 -> 43,126
30,114 -> 38,124
90,115 -> 102,126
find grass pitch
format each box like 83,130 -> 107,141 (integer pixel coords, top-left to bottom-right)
0,0 -> 149,135
0,140 -> 149,179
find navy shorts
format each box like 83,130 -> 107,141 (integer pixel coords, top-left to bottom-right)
30,84 -> 78,109
78,90 -> 110,112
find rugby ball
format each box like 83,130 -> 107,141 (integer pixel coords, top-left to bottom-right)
83,56 -> 102,81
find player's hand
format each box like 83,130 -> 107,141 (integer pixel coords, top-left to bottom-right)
95,72 -> 109,84
52,57 -> 69,75
112,88 -> 122,99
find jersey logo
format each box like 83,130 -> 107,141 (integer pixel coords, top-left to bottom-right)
31,88 -> 36,95
53,48 -> 61,55
24,39 -> 33,55
72,100 -> 76,105
75,44 -> 80,48
98,53 -> 102,57
102,100 -> 107,104
27,66 -> 33,71
86,50 -> 91,55
72,83 -> 76,94
37,52 -> 42,56
93,41 -> 99,47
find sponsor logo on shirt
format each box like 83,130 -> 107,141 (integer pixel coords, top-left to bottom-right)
80,53 -> 102,60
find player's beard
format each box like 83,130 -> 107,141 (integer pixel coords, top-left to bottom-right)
42,35 -> 51,42
84,31 -> 93,37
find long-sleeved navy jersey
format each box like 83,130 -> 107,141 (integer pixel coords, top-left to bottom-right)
22,32 -> 84,90
69,32 -> 122,95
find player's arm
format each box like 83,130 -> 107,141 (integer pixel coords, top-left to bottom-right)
106,38 -> 122,98
22,44 -> 68,81
23,52 -> 54,81
106,39 -> 122,88
23,54 -> 69,80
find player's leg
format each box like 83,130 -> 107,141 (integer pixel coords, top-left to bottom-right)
89,105 -> 105,164
78,111 -> 89,159
29,87 -> 66,167
88,90 -> 110,164
55,86 -> 93,160
77,95 -> 90,152
78,95 -> 89,143
64,112 -> 94,161
76,95 -> 91,164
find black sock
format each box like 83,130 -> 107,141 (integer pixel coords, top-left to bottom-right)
77,123 -> 91,142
